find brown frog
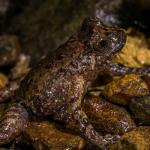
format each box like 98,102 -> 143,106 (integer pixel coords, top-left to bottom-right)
0,18 -> 127,149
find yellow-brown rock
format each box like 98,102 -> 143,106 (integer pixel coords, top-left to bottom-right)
23,121 -> 85,150
110,126 -> 150,150
82,96 -> 135,135
10,54 -> 31,79
103,74 -> 149,105
0,73 -> 8,89
113,30 -> 150,68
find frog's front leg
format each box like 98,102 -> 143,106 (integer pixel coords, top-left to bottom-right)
61,75 -> 119,149
104,62 -> 150,76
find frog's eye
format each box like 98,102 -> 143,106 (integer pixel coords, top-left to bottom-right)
98,40 -> 108,49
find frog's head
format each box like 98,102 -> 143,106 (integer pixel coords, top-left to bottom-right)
79,17 -> 126,60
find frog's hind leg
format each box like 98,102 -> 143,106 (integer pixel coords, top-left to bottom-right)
0,103 -> 28,145
69,106 -> 119,149
64,75 -> 119,149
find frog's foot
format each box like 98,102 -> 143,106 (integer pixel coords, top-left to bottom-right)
102,134 -> 120,149
103,134 -> 120,144
84,124 -> 120,149
70,107 -> 120,149
105,63 -> 150,76
0,103 -> 29,145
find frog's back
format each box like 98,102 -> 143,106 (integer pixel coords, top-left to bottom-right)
16,35 -> 84,103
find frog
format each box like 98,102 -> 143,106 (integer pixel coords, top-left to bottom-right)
1,17 -> 148,149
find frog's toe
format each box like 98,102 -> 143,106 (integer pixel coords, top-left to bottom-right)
98,134 -> 120,150
103,134 -> 120,144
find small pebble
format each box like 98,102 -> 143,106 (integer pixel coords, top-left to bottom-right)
0,73 -> 8,89
130,95 -> 150,125
23,121 -> 86,150
110,126 -> 150,150
103,74 -> 149,105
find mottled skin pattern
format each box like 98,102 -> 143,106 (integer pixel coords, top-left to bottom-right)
0,18 -> 127,149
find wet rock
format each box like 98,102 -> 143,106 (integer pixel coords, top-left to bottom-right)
102,74 -> 149,105
0,80 -> 20,103
110,126 -> 150,150
130,95 -> 150,125
81,96 -> 135,135
0,73 -> 8,89
113,30 -> 150,68
0,35 -> 20,67
23,121 -> 86,150
10,54 -> 31,80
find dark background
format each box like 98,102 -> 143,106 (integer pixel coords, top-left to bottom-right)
1,0 -> 150,65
